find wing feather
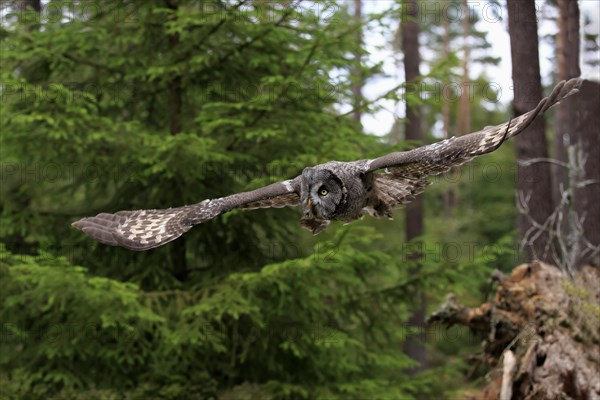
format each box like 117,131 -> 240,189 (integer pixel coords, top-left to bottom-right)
365,78 -> 582,211
366,78 -> 582,175
72,178 -> 301,251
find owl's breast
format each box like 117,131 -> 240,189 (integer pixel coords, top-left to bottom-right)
330,173 -> 369,222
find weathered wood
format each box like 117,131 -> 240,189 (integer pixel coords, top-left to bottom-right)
429,262 -> 600,399
500,350 -> 516,400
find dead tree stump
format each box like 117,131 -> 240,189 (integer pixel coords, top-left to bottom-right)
428,262 -> 600,400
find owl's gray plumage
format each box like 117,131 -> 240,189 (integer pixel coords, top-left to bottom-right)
73,180 -> 300,250
72,78 -> 582,251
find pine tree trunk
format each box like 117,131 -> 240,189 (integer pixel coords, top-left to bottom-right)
573,80 -> 600,268
401,0 -> 426,371
16,1 -> 41,32
552,0 -> 596,271
456,0 -> 471,138
553,0 -> 581,212
507,0 -> 554,263
16,0 -> 40,12
450,0 -> 472,212
441,4 -> 455,214
352,0 -> 362,126
167,0 -> 187,281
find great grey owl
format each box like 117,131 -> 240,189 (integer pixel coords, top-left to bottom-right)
72,78 -> 582,251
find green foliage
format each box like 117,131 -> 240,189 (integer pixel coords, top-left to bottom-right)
0,244 -> 164,398
563,280 -> 600,346
1,1 -> 415,398
0,228 -> 434,399
0,1 -> 521,398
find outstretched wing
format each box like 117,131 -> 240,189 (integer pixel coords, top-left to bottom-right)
72,178 -> 301,251
363,78 -> 582,209
366,78 -> 582,176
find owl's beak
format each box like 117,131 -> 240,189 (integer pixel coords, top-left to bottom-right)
303,198 -> 313,217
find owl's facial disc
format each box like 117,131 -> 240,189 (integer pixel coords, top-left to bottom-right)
300,167 -> 344,220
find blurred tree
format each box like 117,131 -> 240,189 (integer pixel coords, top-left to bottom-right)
16,0 -> 40,11
553,0 -> 580,208
507,0 -> 554,263
351,0 -> 363,126
552,0 -> 598,269
15,0 -> 40,29
455,0 -> 471,138
441,3 -> 454,213
399,0 -> 427,372
572,80 -> 600,268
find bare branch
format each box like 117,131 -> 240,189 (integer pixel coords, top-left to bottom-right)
500,350 -> 516,400
518,157 -> 570,168
517,143 -> 595,275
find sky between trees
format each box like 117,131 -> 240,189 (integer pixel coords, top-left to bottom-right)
356,0 -> 599,135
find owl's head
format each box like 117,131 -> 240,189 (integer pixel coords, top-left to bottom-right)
300,167 -> 346,221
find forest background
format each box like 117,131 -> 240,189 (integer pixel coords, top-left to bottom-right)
0,0 -> 598,399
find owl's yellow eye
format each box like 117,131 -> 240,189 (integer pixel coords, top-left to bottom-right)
319,188 -> 328,196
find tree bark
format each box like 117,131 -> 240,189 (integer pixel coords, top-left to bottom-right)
401,0 -> 426,371
552,1 -> 597,270
573,80 -> 600,268
553,0 -> 581,212
16,0 -> 40,12
442,3 -> 455,214
16,0 -> 41,31
507,0 -> 554,263
456,0 -> 471,137
352,0 -> 363,126
167,0 -> 187,281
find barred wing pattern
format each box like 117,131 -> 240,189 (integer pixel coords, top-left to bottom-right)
365,78 -> 582,213
366,78 -> 582,177
72,179 -> 301,251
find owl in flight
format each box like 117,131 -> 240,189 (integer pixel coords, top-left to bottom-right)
73,79 -> 582,251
